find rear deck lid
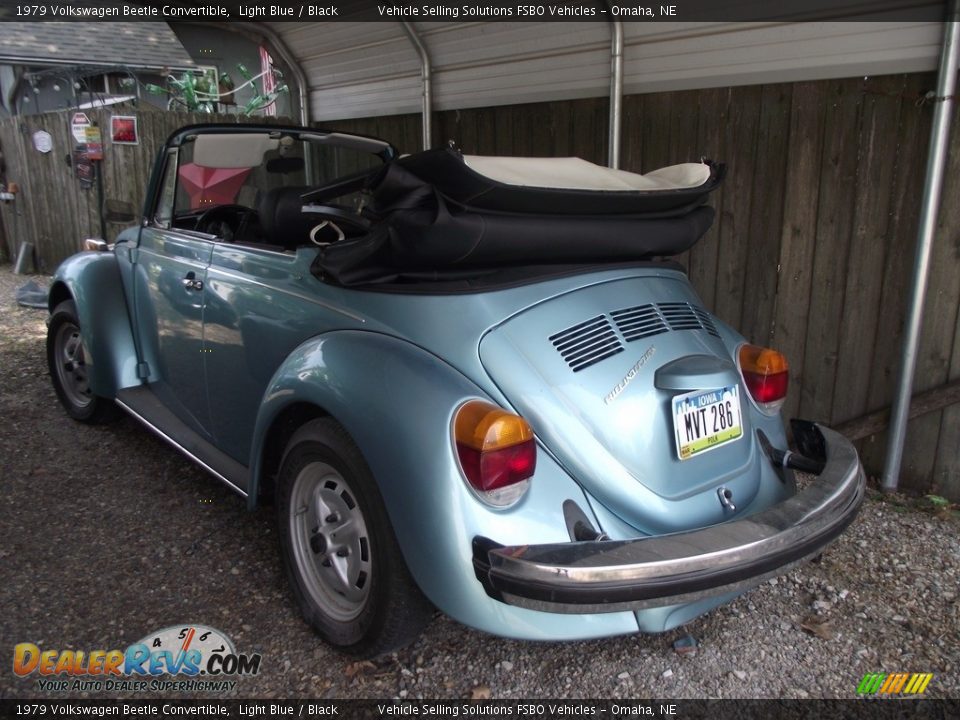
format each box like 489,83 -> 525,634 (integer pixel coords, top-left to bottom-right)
479,275 -> 760,534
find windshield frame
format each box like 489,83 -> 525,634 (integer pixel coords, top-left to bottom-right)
144,123 -> 398,224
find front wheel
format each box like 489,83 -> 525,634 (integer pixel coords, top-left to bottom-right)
47,300 -> 118,423
277,418 -> 432,657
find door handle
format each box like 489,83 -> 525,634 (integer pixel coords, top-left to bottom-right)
182,272 -> 203,291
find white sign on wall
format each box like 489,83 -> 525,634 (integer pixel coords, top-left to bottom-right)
32,130 -> 52,153
71,112 -> 91,144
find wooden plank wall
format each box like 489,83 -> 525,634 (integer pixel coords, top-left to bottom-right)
0,105 -> 289,272
325,72 -> 960,498
0,77 -> 955,496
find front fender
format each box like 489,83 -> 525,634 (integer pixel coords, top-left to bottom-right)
249,330 -> 640,640
49,252 -> 139,397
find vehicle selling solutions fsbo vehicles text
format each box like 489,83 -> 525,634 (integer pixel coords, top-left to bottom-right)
371,704 -> 676,716
374,5 -> 677,18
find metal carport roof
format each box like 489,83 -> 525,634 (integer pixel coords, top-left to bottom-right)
254,13 -> 944,123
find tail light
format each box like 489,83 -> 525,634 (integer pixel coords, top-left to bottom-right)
738,344 -> 789,414
454,400 -> 536,507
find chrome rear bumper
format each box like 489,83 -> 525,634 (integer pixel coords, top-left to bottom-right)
472,425 -> 865,614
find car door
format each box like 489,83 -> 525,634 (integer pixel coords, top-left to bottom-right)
203,243 -> 351,465
198,131 -> 388,465
132,148 -> 215,440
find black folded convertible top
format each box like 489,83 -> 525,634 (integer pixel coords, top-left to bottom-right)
315,148 -> 725,287
393,148 -> 724,215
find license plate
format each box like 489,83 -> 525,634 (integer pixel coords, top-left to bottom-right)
672,385 -> 743,460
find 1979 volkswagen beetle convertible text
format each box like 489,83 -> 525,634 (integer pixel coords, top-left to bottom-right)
47,124 -> 865,656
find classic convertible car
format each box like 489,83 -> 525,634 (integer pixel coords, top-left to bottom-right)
47,124 -> 865,656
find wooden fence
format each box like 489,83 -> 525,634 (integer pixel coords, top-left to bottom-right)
0,105 -> 289,272
325,72 -> 960,497
1,75 -> 957,497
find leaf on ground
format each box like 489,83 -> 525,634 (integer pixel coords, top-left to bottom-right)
344,660 -> 376,678
470,685 -> 491,700
925,494 -> 950,508
800,617 -> 835,641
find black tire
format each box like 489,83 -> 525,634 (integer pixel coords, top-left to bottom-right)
277,418 -> 432,657
47,300 -> 119,424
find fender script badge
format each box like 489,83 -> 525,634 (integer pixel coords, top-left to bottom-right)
604,346 -> 656,405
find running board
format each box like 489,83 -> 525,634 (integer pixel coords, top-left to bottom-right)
115,386 -> 249,498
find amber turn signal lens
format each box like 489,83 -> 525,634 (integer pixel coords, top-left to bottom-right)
455,400 -> 534,452
739,344 -> 789,375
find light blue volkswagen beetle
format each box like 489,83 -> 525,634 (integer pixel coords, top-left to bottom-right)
47,124 -> 865,657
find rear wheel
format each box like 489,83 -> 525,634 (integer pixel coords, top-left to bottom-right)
277,418 -> 431,657
47,300 -> 118,424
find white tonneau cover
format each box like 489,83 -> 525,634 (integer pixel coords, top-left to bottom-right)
462,155 -> 711,192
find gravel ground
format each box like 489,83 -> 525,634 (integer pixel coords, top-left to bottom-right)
0,263 -> 958,701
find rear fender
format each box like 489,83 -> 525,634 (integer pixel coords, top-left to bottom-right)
249,330 -> 640,639
49,252 -> 139,397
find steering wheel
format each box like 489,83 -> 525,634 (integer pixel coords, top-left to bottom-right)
196,204 -> 255,241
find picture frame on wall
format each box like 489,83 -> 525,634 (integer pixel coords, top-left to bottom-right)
111,115 -> 139,145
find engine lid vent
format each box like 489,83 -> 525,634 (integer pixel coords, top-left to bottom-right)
610,304 -> 668,342
690,305 -> 721,337
550,315 -> 624,372
612,302 -> 721,341
551,303 -> 720,372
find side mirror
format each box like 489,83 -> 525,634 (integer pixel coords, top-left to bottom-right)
103,199 -> 136,224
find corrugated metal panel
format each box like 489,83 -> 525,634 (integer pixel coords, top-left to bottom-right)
267,18 -> 942,122
426,22 -> 611,110
620,22 -> 941,93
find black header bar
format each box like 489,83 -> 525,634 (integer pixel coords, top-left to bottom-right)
0,1 -> 950,23
0,699 -> 959,720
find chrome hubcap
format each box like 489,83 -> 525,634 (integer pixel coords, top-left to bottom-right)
55,322 -> 92,408
290,461 -> 371,621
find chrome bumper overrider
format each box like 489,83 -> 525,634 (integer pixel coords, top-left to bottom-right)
472,425 -> 865,614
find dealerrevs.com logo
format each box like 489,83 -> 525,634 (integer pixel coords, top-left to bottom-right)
13,624 -> 261,693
